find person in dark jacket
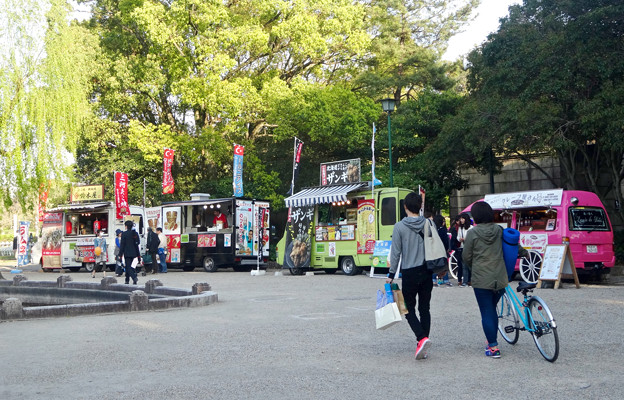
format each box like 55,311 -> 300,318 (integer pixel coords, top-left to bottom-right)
432,214 -> 452,287
119,220 -> 141,285
463,201 -> 528,358
385,192 -> 432,360
145,227 -> 160,275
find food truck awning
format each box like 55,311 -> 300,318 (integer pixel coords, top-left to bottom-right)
285,182 -> 369,207
47,202 -> 112,212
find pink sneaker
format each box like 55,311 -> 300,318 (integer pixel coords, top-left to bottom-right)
415,337 -> 431,360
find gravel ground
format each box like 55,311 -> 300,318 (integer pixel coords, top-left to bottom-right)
1,261 -> 623,400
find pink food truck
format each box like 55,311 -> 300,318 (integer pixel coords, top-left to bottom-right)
462,189 -> 615,283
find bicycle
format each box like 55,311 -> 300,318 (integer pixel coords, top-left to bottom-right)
497,280 -> 560,362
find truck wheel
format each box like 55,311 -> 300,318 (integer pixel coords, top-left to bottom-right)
289,267 -> 304,275
84,263 -> 95,273
203,257 -> 218,272
519,250 -> 543,284
340,256 -> 361,276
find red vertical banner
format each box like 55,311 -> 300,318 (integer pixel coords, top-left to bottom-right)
163,148 -> 175,194
38,184 -> 49,222
115,172 -> 130,219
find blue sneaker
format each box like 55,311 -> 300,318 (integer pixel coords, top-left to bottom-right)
485,346 -> 501,358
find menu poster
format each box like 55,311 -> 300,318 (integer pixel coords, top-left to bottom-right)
356,199 -> 375,254
162,207 -> 181,235
145,207 -> 162,231
198,234 -> 217,248
41,212 -> 63,268
283,206 -> 314,270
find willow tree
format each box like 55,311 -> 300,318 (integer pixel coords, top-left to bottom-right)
0,0 -> 97,210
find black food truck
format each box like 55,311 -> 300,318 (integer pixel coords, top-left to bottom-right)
158,194 -> 270,272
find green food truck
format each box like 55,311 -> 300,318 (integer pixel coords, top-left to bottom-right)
277,183 -> 414,276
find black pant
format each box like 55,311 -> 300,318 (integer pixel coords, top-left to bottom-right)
401,266 -> 434,342
124,256 -> 138,284
149,251 -> 158,273
455,248 -> 464,282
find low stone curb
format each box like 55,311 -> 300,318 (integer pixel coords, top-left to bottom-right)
0,275 -> 217,320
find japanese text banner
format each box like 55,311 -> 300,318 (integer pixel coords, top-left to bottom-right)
115,171 -> 130,219
163,148 -> 175,194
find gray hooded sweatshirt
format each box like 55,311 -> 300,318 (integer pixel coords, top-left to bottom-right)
389,216 -> 426,276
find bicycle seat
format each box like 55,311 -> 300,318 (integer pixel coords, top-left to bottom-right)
517,281 -> 537,292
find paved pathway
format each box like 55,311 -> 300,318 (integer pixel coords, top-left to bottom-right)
1,263 -> 623,399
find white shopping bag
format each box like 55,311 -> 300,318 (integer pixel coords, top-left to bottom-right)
375,302 -> 402,330
130,257 -> 140,269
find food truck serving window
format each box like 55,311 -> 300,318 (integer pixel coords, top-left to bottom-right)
65,212 -> 109,236
569,207 -> 610,231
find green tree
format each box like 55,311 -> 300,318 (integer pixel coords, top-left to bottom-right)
356,0 -> 478,101
0,0 -> 97,209
77,0 -> 372,205
453,0 -> 624,222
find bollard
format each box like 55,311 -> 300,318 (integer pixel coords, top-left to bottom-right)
100,276 -> 118,289
2,298 -> 24,320
129,290 -> 149,311
192,282 -> 212,295
144,279 -> 163,294
57,275 -> 73,288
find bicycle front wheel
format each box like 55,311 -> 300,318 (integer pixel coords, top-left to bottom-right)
497,292 -> 520,344
528,297 -> 559,362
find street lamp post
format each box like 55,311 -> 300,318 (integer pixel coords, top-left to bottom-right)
381,98 -> 396,187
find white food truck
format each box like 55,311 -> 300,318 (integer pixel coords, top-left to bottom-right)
41,201 -> 146,272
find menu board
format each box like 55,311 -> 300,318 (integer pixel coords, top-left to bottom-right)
538,244 -> 580,288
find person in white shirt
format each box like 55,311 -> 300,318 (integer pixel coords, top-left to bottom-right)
156,227 -> 168,273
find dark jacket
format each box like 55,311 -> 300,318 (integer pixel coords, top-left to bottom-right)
147,230 -> 160,253
449,226 -> 460,250
119,229 -> 141,259
437,226 -> 450,252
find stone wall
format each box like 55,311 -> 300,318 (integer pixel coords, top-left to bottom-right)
450,156 -> 561,216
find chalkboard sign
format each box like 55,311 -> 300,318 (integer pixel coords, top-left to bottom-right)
538,245 -> 580,289
569,208 -> 609,231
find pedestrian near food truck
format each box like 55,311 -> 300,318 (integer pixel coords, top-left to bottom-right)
462,201 -> 528,358
385,192 -> 432,360
114,229 -> 124,276
156,227 -> 167,273
146,227 -> 160,275
92,230 -> 108,278
433,214 -> 452,287
457,213 -> 472,287
119,220 -> 141,285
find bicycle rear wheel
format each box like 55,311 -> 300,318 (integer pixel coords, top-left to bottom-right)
528,297 -> 559,362
497,292 -> 519,344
